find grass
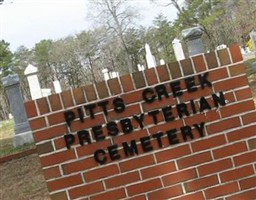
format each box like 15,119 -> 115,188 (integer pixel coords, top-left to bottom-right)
0,119 -> 36,157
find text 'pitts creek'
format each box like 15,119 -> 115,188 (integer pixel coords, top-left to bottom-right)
63,72 -> 227,164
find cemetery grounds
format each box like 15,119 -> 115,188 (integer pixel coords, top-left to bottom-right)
0,57 -> 256,200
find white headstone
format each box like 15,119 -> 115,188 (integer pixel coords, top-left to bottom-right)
137,64 -> 145,71
41,88 -> 51,97
24,64 -> 42,100
172,38 -> 185,61
102,69 -> 110,80
250,29 -> 256,52
53,80 -> 62,93
145,43 -> 156,68
160,59 -> 165,65
110,71 -> 119,79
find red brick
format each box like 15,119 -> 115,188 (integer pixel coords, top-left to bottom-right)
121,90 -> 143,104
113,129 -> 148,146
156,65 -> 170,82
229,44 -> 243,63
185,175 -> 218,192
155,144 -> 191,163
142,95 -> 176,112
242,111 -> 256,125
147,185 -> 183,200
107,104 -> 141,121
42,166 -> 61,180
72,87 -> 86,105
50,191 -> 68,200
221,100 -> 255,118
192,55 -> 206,72
235,87 -> 253,100
229,63 -> 246,76
180,58 -> 194,76
141,161 -> 176,179
120,154 -> 155,172
214,75 -> 249,92
217,48 -> 231,66
33,124 -> 67,142
168,62 -> 182,79
36,141 -> 54,155
208,67 -> 228,82
132,71 -> 146,89
68,181 -> 104,199
120,74 -> 134,92
70,114 -> 105,132
239,176 -> 256,190
105,171 -> 140,189
177,152 -> 212,169
47,111 -> 66,126
248,138 -> 256,150
206,117 -> 241,135
29,117 -> 46,130
90,188 -> 126,200
61,90 -> 74,108
204,182 -> 239,199
62,157 -> 97,175
227,124 -> 256,142
48,94 -> 62,111
84,84 -> 97,101
172,192 -> 204,200
76,140 -> 111,158
144,68 -> 158,85
36,97 -> 50,115
148,119 -> 183,135
84,164 -> 119,182
40,149 -> 76,167
205,51 -> 218,69
108,78 -> 121,95
213,141 -> 248,159
127,195 -> 146,200
191,134 -> 226,152
47,174 -> 83,192
127,178 -> 162,196
197,158 -> 233,176
24,100 -> 37,118
220,165 -> 254,183
233,151 -> 256,166
162,168 -> 197,186
226,189 -> 256,200
95,81 -> 109,99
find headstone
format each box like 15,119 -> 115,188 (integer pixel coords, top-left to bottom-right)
216,44 -> 227,50
182,26 -> 204,57
41,88 -> 51,97
24,64 -> 42,100
53,80 -> 62,93
172,38 -> 185,61
102,69 -> 110,80
137,64 -> 145,71
145,43 -> 156,68
252,62 -> 256,73
2,74 -> 33,147
160,59 -> 165,65
250,29 -> 256,55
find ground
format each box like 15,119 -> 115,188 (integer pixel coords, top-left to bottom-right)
0,57 -> 255,200
0,154 -> 50,200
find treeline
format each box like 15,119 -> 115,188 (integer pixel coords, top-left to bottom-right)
0,0 -> 255,120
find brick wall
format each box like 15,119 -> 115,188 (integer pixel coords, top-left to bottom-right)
24,45 -> 256,200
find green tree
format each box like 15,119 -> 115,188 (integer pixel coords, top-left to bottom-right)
0,40 -> 13,76
33,39 -> 54,88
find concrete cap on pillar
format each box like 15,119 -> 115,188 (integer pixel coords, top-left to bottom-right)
182,26 -> 203,41
2,74 -> 20,87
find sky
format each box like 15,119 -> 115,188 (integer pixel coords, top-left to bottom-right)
0,0 -> 179,52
